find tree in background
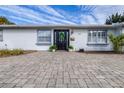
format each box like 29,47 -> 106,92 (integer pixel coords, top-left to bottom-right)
105,13 -> 124,25
0,16 -> 15,25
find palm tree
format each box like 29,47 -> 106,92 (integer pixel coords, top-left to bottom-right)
109,33 -> 124,53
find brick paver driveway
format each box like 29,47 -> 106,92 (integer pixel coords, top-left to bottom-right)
0,51 -> 124,88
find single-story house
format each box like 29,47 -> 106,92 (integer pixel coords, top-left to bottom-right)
0,23 -> 124,51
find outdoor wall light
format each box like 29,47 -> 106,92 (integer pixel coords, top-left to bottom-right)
71,31 -> 74,35
5,44 -> 7,49
70,37 -> 75,41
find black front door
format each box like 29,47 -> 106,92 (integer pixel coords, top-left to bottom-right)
54,29 -> 69,50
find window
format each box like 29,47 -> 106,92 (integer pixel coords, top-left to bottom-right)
0,30 -> 3,42
88,30 -> 107,44
37,30 -> 51,44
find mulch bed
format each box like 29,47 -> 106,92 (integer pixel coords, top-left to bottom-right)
78,51 -> 124,54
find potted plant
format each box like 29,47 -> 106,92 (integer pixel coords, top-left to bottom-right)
68,45 -> 74,52
49,45 -> 57,52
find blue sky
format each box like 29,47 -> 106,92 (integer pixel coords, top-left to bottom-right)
0,5 -> 124,25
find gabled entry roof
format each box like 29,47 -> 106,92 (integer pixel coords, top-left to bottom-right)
0,23 -> 124,29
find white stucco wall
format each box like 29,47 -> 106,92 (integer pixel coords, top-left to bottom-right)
0,27 -> 122,51
70,29 -> 118,51
0,29 -> 53,50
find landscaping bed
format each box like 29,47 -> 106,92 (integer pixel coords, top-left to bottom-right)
0,49 -> 36,57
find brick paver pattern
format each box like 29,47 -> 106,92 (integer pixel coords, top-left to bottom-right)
0,51 -> 124,88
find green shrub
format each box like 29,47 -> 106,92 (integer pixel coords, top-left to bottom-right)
49,45 -> 57,51
68,45 -> 74,49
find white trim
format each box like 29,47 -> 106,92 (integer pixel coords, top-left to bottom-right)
37,29 -> 51,45
51,29 -> 54,46
52,28 -> 71,45
87,30 -> 107,45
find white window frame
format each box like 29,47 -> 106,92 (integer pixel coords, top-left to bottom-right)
37,30 -> 51,45
0,30 -> 3,42
87,30 -> 107,44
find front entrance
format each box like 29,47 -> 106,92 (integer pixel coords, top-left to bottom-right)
54,29 -> 69,50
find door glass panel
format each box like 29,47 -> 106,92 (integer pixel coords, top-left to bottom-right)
59,32 -> 65,42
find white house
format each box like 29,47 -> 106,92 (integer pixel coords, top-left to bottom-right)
0,23 -> 124,51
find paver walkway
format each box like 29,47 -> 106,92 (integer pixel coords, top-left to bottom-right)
0,51 -> 124,88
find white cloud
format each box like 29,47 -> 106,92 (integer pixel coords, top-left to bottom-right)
37,5 -> 65,18
0,6 -> 49,23
0,5 -> 76,24
93,6 -> 124,24
0,5 -> 124,24
80,15 -> 98,24
9,16 -> 40,24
